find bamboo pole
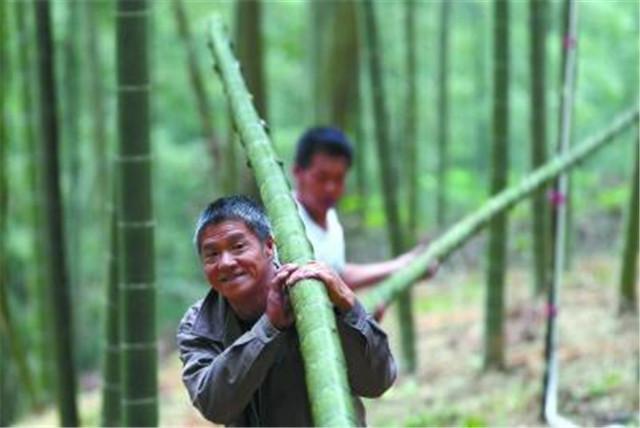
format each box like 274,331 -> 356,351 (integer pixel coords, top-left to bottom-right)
0,0 -> 39,411
543,1 -> 579,425
207,17 -> 356,427
361,0 -> 417,374
34,1 -> 80,424
171,0 -> 222,180
116,0 -> 157,425
362,107 -> 639,312
618,130 -> 639,313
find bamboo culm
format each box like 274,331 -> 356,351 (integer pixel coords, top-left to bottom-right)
361,107 -> 639,312
361,0 -> 417,374
618,129 -> 639,312
208,17 -> 356,427
34,0 -> 80,424
484,0 -> 510,370
116,0 -> 158,425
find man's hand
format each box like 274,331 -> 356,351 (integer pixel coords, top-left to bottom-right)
266,264 -> 297,330
284,261 -> 356,312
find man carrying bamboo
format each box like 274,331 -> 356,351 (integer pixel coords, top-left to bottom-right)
177,196 -> 397,426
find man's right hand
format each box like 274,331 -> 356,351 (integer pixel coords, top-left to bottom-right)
266,264 -> 297,330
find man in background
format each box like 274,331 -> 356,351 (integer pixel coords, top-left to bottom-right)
292,127 -> 437,307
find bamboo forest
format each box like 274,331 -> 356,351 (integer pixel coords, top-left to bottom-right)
1,0 -> 638,426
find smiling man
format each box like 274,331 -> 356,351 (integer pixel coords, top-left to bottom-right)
177,196 -> 396,426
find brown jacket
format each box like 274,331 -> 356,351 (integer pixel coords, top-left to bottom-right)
177,289 -> 397,426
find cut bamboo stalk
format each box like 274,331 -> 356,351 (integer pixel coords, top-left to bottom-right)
208,17 -> 356,427
362,107 -> 639,312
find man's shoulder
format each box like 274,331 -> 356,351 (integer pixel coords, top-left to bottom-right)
178,297 -> 206,334
177,289 -> 223,337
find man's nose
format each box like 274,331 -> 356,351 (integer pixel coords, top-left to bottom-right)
324,180 -> 338,194
218,251 -> 236,267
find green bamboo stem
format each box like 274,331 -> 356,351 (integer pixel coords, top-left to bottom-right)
171,0 -> 222,180
116,0 -> 157,425
34,1 -> 80,424
618,128 -> 638,313
208,17 -> 356,427
436,0 -> 451,228
529,0 -> 550,295
404,0 -> 418,236
101,188 -> 121,426
362,107 -> 639,312
542,1 -> 579,424
484,0 -> 510,370
361,0 -> 417,374
1,0 -> 38,410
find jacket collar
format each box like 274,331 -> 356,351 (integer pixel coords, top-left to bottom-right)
191,288 -> 244,346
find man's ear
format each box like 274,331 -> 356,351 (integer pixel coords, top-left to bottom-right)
264,235 -> 275,259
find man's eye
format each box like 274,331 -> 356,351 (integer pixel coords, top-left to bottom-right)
233,242 -> 245,251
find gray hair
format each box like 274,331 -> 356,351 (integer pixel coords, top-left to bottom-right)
193,195 -> 272,254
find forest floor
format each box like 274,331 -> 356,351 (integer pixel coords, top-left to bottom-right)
16,253 -> 639,427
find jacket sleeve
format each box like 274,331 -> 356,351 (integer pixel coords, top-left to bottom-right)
336,300 -> 397,398
176,306 -> 285,425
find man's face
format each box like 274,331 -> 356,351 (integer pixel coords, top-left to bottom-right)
294,152 -> 349,220
199,220 -> 274,316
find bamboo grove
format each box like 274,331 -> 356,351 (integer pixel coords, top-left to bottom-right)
1,0 -> 638,426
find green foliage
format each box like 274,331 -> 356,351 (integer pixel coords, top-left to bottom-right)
3,0 -> 639,423
414,278 -> 482,314
587,371 -> 623,399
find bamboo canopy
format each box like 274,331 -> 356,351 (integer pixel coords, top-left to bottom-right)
207,17 -> 356,427
362,106 -> 639,312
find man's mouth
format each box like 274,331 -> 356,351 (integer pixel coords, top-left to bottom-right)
323,198 -> 336,208
219,272 -> 246,284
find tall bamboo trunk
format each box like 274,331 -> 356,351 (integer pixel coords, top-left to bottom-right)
436,0 -> 451,228
309,0 -> 334,123
0,16 -> 38,403
63,0 -> 82,297
472,1 -> 489,175
361,107 -> 638,312
618,130 -> 638,313
34,0 -> 80,424
116,0 -> 158,425
208,18 -> 357,426
172,0 -> 222,191
101,176 -> 121,426
16,0 -> 52,401
316,0 -> 360,132
404,0 -> 419,236
361,0 -> 417,373
484,0 -> 510,371
354,80 -> 369,217
85,0 -> 109,238
234,0 -> 265,200
529,0 -> 550,295
542,0 -> 579,424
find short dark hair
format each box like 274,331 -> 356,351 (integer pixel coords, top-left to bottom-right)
194,196 -> 272,253
294,126 -> 353,169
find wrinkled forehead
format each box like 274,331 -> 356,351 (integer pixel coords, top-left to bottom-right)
198,219 -> 258,248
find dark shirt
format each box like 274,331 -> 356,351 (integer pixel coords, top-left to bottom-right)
177,288 -> 397,426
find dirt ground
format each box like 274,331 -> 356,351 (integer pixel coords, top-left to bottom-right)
364,253 -> 639,427
17,254 -> 639,427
